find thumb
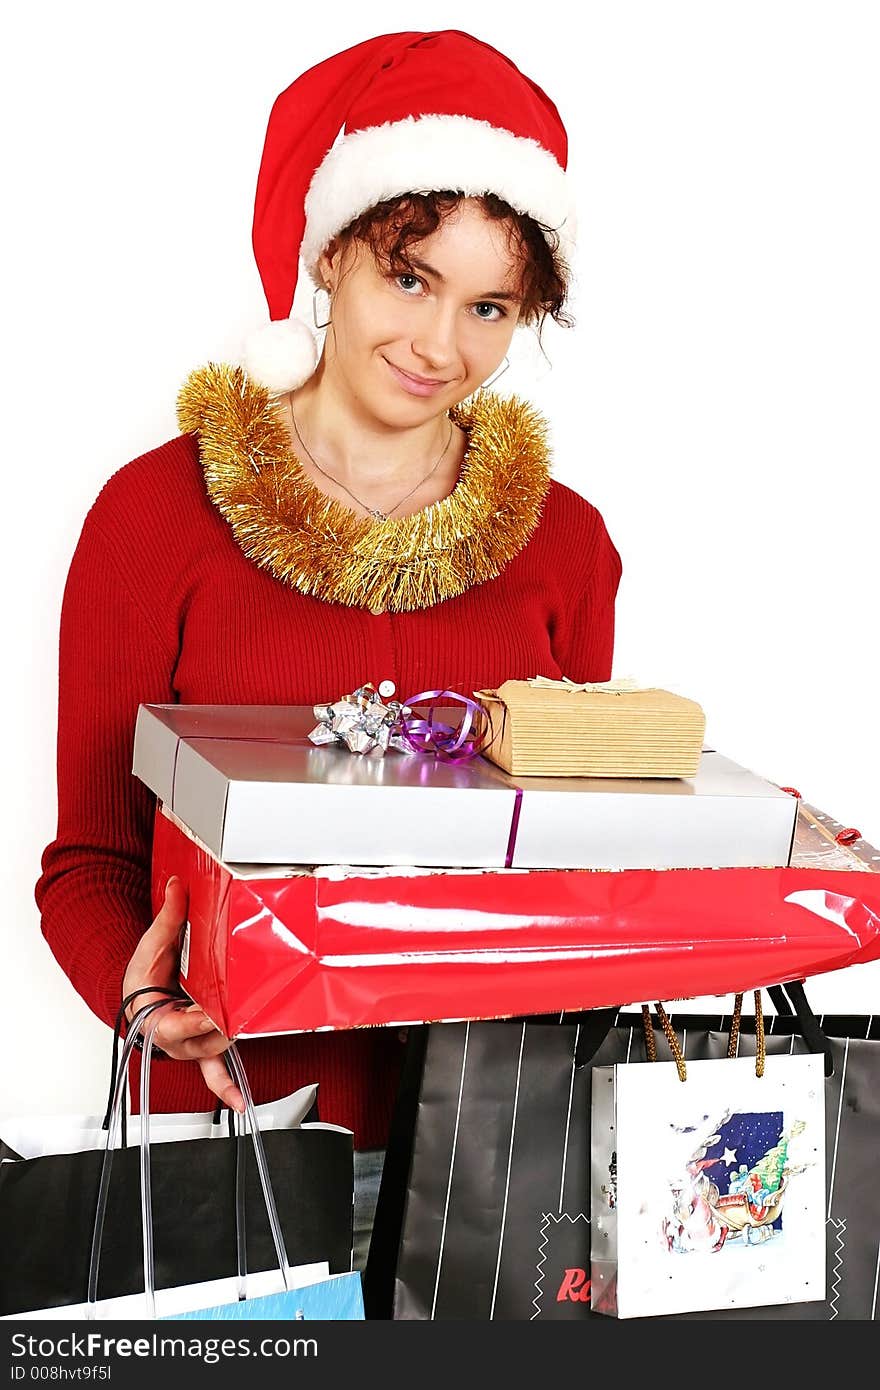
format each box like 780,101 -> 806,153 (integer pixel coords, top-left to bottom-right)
125,875 -> 190,1010
151,875 -> 189,937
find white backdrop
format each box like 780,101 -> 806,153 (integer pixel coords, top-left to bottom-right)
2,1 -> 878,1118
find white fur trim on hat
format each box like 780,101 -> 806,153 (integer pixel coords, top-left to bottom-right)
242,317 -> 319,394
301,113 -> 575,279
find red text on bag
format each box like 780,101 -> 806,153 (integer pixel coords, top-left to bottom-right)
556,1268 -> 591,1302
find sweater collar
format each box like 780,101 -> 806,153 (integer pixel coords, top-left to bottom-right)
177,362 -> 552,614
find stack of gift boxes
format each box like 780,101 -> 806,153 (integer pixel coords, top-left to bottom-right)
129,679 -> 880,1328
127,677 -> 880,1040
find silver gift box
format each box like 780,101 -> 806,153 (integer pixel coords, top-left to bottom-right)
507,757 -> 797,869
132,704 -> 797,870
132,703 -> 517,868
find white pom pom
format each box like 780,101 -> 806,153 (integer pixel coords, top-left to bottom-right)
241,318 -> 318,393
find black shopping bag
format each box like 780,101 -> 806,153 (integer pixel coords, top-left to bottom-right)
0,1127 -> 354,1317
364,989 -> 880,1321
0,999 -> 354,1319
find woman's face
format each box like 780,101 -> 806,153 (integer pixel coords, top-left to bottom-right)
315,199 -> 524,422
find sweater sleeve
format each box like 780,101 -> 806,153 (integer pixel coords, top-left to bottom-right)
551,504 -> 623,684
35,509 -> 178,1029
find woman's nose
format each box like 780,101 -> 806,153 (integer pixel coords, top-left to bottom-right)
411,306 -> 458,370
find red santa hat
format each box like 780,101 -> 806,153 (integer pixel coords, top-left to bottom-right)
243,29 -> 575,393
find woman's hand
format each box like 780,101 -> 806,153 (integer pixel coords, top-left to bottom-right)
122,876 -> 245,1112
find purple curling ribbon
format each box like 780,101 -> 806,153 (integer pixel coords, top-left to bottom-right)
397,689 -> 490,762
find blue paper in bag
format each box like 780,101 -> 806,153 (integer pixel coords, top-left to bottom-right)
164,1271 -> 364,1321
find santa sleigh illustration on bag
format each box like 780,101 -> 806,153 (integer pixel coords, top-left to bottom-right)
662,1118 -> 809,1253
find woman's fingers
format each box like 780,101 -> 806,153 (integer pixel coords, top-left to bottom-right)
154,1003 -> 216,1047
120,875 -> 245,1112
198,1054 -> 246,1114
149,1006 -> 231,1061
157,1031 -> 232,1062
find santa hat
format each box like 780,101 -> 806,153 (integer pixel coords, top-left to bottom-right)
243,29 -> 575,393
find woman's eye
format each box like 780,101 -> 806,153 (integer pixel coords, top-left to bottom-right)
391,276 -> 505,320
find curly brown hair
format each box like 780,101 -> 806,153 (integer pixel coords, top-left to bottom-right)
336,191 -> 574,333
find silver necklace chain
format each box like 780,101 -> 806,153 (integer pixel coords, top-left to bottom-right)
288,395 -> 453,521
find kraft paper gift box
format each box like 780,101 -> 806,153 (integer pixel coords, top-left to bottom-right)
132,703 -> 797,870
476,680 -> 707,777
148,803 -> 880,1039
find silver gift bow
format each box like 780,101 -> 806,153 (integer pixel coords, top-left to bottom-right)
309,683 -> 414,755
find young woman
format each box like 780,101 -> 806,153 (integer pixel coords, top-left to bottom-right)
35,30 -> 622,1267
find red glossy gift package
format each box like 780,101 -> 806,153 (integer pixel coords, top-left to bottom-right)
152,805 -> 880,1039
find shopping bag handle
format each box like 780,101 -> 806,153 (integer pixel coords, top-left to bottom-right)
726,992 -> 766,1075
640,1002 -> 691,1082
87,1001 -> 294,1319
108,986 -> 250,1298
640,982 -> 834,1082
640,992 -> 768,1083
571,1007 -> 620,1067
136,1020 -> 294,1318
101,986 -> 185,1141
768,980 -> 835,1076
88,996 -> 178,1312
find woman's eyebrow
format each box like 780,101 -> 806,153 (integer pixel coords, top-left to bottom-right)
408,257 -> 522,302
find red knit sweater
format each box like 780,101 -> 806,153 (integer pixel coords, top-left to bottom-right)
36,423 -> 622,1150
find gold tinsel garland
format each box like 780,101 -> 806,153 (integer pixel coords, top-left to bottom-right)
176,362 -> 552,614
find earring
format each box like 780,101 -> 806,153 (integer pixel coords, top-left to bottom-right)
313,286 -> 332,329
483,356 -> 509,389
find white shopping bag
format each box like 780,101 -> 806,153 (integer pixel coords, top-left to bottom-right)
3,1263 -> 330,1321
0,1083 -> 318,1159
590,1051 -> 826,1318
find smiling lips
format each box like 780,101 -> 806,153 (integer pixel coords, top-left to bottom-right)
384,357 -> 449,396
